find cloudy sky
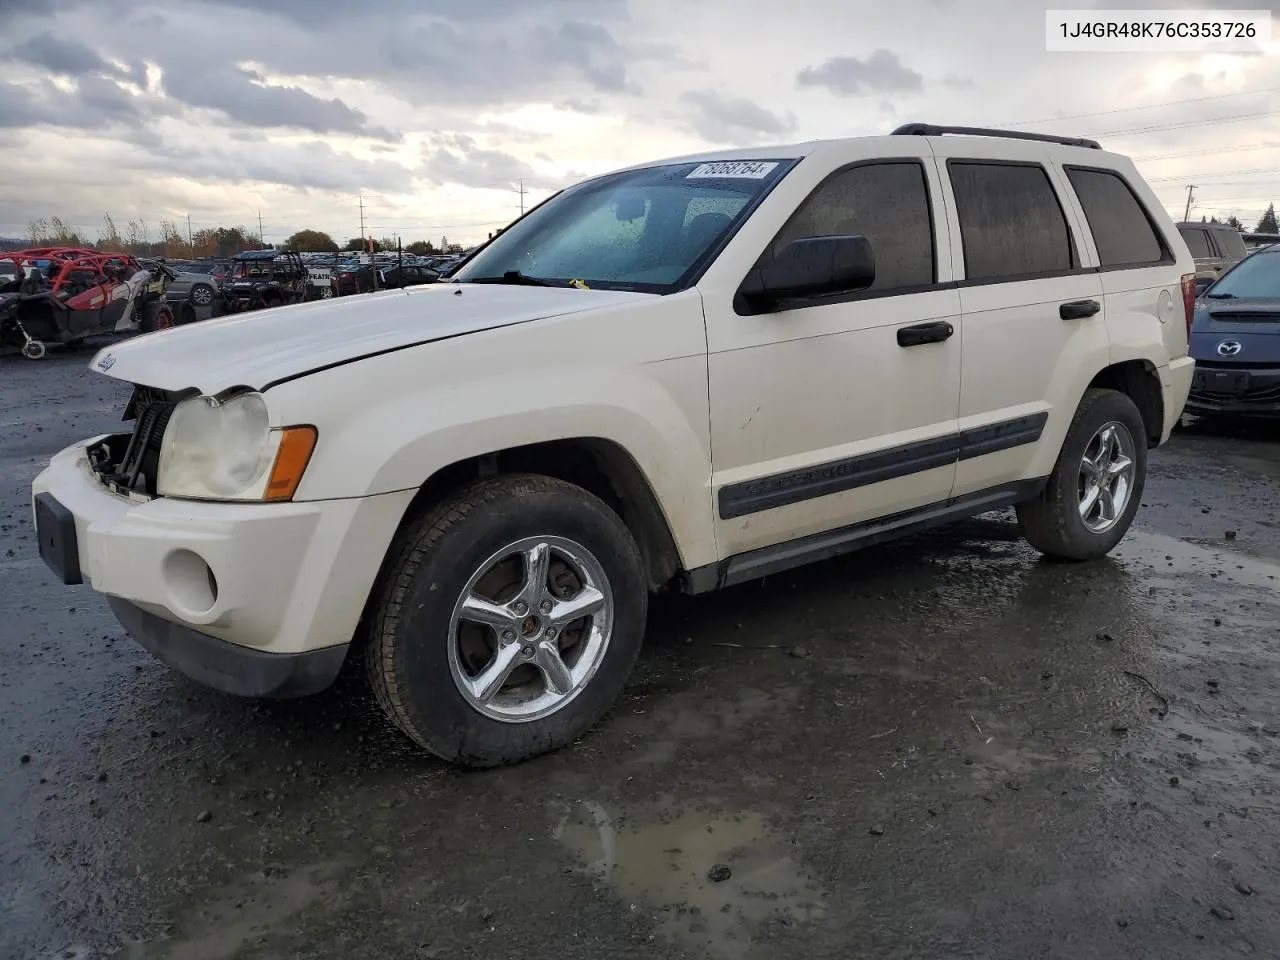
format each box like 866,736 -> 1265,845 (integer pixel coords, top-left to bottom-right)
4,0 -> 1280,247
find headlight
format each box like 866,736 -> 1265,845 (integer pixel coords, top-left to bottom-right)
157,392 -> 316,502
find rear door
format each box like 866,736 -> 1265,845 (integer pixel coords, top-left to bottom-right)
929,138 -> 1109,499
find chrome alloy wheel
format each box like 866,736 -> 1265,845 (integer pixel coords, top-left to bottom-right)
1077,420 -> 1136,534
447,536 -> 613,723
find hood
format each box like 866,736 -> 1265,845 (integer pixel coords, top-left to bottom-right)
1191,297 -> 1280,363
89,282 -> 651,394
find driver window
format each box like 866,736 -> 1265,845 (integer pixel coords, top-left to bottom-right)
770,161 -> 936,292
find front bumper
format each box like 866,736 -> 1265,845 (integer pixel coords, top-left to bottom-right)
31,439 -> 415,691
1186,362 -> 1280,417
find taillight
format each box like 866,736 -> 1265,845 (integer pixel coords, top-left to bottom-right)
1180,273 -> 1196,337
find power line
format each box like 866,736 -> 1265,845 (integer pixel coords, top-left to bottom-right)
1136,140 -> 1280,162
1100,109 -> 1280,137
997,85 -> 1280,127
1147,165 -> 1280,183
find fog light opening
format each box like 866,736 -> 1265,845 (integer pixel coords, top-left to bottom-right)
162,549 -> 218,616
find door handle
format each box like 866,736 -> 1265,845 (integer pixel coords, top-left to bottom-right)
897,321 -> 954,347
1059,299 -> 1101,320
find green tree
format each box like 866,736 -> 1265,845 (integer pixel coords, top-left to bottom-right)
405,240 -> 438,256
1226,215 -> 1244,231
284,229 -> 339,252
1257,204 -> 1278,234
343,237 -> 368,252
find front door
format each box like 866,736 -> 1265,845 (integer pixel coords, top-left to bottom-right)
702,146 -> 963,559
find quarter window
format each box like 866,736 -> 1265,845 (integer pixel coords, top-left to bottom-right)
1180,227 -> 1214,259
948,162 -> 1076,281
1066,168 -> 1167,267
771,161 -> 935,291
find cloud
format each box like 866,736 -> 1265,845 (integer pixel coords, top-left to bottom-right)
679,89 -> 796,143
140,139 -> 418,193
160,66 -> 401,142
0,77 -> 154,132
942,73 -> 975,90
796,50 -> 924,97
420,133 -> 576,191
7,32 -> 129,79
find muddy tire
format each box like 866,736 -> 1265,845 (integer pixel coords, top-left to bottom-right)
1017,388 -> 1147,561
364,475 -> 647,767
140,303 -> 173,333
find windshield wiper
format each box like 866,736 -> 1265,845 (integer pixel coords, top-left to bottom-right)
1205,292 -> 1237,299
465,270 -> 559,287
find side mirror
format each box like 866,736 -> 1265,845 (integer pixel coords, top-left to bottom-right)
739,236 -> 875,310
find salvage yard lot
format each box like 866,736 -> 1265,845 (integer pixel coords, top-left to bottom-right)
3,349 -> 1280,960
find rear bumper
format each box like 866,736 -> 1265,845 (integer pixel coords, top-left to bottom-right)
1158,356 -> 1196,442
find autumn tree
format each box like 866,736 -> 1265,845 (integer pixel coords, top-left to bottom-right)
284,229 -> 338,252
28,216 -> 84,247
98,214 -> 123,251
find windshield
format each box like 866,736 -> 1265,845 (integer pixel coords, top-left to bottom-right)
451,159 -> 794,292
1206,251 -> 1280,299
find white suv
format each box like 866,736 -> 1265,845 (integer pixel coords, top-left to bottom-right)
31,124 -> 1196,766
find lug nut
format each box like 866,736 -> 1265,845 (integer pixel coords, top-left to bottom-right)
540,600 -> 553,614
521,645 -> 535,657
502,630 -> 515,642
514,601 -> 528,615
545,628 -> 556,640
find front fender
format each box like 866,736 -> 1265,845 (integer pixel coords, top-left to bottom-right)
263,294 -> 717,569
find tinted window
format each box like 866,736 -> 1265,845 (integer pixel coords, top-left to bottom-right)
949,162 -> 1076,280
772,161 -> 934,290
1217,228 -> 1247,259
1180,227 -> 1213,259
1066,168 -> 1166,267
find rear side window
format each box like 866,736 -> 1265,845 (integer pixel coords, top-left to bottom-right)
1217,228 -> 1247,259
1180,227 -> 1214,259
1065,167 -> 1167,267
948,162 -> 1077,281
772,161 -> 935,291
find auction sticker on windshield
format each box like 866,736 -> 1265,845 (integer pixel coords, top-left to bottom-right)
687,161 -> 779,179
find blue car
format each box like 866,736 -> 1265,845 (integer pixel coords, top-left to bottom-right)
1186,244 -> 1280,418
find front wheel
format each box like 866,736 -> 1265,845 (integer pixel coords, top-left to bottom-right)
190,284 -> 214,307
364,475 -> 647,767
1017,388 -> 1147,561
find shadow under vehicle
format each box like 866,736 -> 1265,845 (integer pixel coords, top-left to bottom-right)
0,248 -> 174,360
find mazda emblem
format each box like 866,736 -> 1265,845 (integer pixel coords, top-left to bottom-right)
1217,340 -> 1243,357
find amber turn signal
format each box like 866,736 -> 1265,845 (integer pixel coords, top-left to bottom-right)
265,426 -> 318,502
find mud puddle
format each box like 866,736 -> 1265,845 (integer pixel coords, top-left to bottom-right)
554,801 -> 825,957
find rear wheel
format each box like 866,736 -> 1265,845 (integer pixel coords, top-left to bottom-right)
140,303 -> 173,333
364,475 -> 647,767
1017,388 -> 1147,561
189,283 -> 214,307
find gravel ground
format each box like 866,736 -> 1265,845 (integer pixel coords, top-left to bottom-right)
3,342 -> 1280,960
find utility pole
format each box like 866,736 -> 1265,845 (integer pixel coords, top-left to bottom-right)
358,194 -> 366,250
1183,185 -> 1196,223
186,213 -> 193,254
518,178 -> 526,216
258,210 -> 265,248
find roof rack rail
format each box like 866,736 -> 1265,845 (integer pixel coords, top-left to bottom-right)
891,123 -> 1102,150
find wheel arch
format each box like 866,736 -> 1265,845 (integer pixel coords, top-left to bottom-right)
391,437 -> 685,593
1088,359 -> 1163,446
